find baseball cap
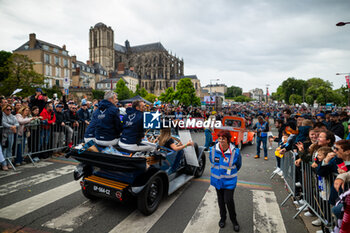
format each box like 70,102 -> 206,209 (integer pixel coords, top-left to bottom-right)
36,88 -> 42,93
331,112 -> 339,117
56,104 -> 63,108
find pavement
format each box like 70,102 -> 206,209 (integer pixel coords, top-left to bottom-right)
0,123 -> 320,233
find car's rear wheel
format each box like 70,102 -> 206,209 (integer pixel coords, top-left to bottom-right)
137,175 -> 163,215
249,135 -> 256,145
194,152 -> 206,178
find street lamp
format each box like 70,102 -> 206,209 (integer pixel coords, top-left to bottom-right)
336,22 -> 350,26
336,73 -> 350,106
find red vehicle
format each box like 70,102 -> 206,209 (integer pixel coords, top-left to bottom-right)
212,116 -> 255,149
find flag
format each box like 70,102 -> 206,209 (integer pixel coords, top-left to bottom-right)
346,76 -> 350,88
11,89 -> 22,96
266,88 -> 270,96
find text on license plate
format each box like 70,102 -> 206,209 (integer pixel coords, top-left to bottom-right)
93,185 -> 111,195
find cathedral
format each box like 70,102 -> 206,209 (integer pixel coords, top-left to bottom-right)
89,22 -> 200,96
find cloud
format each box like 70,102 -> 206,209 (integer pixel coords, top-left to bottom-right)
1,0 -> 350,92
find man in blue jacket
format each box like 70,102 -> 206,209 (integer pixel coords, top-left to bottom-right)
94,91 -> 122,146
118,100 -> 155,151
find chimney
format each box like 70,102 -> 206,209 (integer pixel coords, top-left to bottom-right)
62,44 -> 66,50
86,60 -> 90,65
29,33 -> 36,49
71,55 -> 77,63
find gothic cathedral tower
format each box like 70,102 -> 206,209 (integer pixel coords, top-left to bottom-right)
89,22 -> 115,72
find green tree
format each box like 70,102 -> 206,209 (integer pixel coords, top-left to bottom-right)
225,86 -> 242,98
144,93 -> 157,103
114,79 -> 132,100
159,87 -> 175,103
139,87 -> 148,98
92,89 -> 105,100
0,50 -> 12,82
0,53 -> 44,97
279,77 -> 307,104
289,94 -> 302,105
233,95 -> 252,102
174,78 -> 200,106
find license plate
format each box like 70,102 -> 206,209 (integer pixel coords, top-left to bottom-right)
92,185 -> 111,196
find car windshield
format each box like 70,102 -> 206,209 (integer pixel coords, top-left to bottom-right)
224,119 -> 241,127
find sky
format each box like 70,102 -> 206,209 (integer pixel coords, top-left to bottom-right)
0,0 -> 350,93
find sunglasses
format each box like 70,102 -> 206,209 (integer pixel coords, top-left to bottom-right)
334,147 -> 339,151
5,108 -> 12,111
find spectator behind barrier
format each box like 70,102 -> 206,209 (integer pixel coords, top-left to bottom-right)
94,91 -> 122,146
15,106 -> 35,166
1,104 -> 19,170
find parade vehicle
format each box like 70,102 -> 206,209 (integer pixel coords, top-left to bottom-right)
66,131 -> 206,216
212,115 -> 255,149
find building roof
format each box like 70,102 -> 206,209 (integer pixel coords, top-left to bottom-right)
97,77 -> 128,84
178,75 -> 198,80
14,39 -> 65,52
114,42 -> 166,54
95,22 -> 107,28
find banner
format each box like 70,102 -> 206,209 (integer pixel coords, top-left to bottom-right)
346,76 -> 350,88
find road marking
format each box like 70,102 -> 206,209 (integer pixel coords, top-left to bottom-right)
253,190 -> 287,233
183,185 -> 220,233
0,181 -> 80,220
0,165 -> 75,196
194,178 -> 272,190
109,188 -> 185,233
0,161 -> 53,178
42,200 -> 102,232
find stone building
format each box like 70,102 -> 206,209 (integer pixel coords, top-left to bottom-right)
71,56 -> 108,89
202,83 -> 227,96
14,33 -> 72,88
89,22 -> 200,96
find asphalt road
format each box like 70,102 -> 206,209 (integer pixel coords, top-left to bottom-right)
0,127 -> 310,233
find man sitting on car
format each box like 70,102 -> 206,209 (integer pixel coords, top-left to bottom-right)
118,100 -> 155,152
94,91 -> 122,146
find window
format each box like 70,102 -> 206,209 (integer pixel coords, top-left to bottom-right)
64,59 -> 68,67
91,69 -> 95,73
87,67 -> 90,72
53,48 -> 59,53
24,45 -> 29,50
55,56 -> 59,65
55,67 -> 59,77
64,69 -> 68,77
62,51 -> 68,56
45,65 -> 52,76
43,45 -> 49,50
56,80 -> 60,86
44,54 -> 50,64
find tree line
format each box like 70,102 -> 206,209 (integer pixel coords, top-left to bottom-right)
271,77 -> 348,105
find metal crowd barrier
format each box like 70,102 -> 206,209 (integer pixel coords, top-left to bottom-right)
1,121 -> 88,170
294,161 -> 334,230
273,151 -> 297,207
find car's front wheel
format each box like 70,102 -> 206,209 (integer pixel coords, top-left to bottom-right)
194,152 -> 206,178
137,175 -> 164,215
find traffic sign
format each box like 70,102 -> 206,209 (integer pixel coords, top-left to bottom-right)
65,88 -> 69,95
63,78 -> 70,89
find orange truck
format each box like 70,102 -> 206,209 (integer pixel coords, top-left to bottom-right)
212,116 -> 255,149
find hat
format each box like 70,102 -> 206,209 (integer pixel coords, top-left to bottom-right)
316,113 -> 325,118
94,103 -> 98,107
331,112 -> 339,117
56,104 -> 63,108
82,103 -> 87,106
67,101 -> 74,105
36,88 -> 42,93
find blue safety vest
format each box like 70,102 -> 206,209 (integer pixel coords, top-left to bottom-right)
209,143 -> 242,190
256,122 -> 268,137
